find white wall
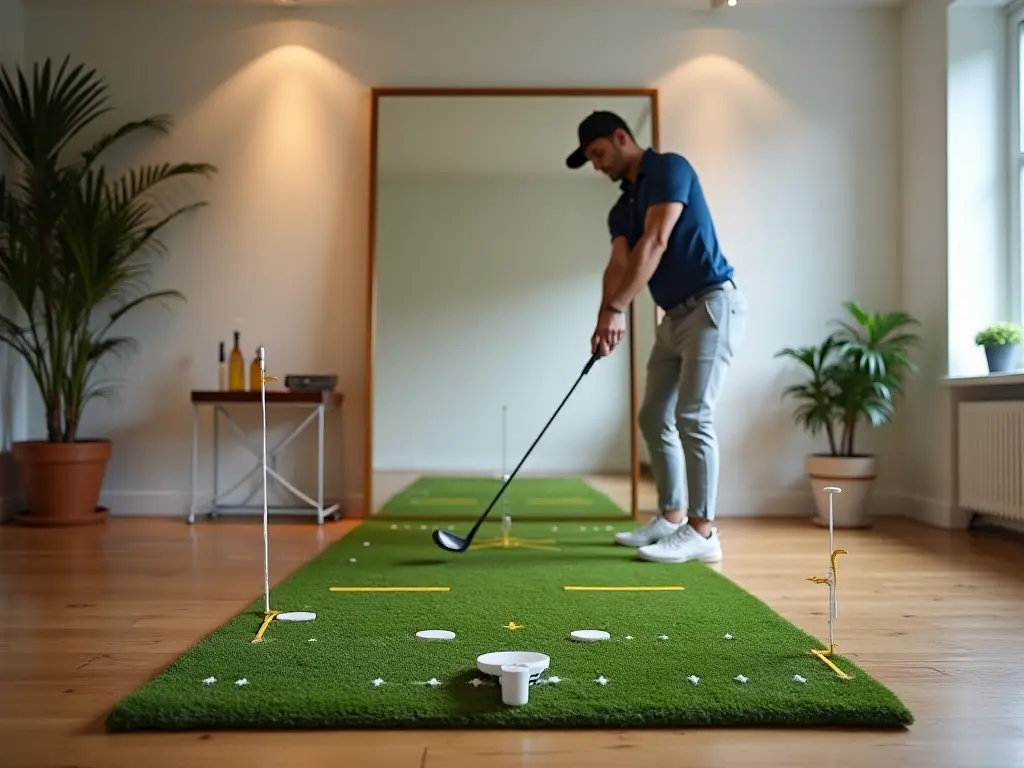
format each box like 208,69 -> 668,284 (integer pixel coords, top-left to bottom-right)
0,0 -> 24,521
20,3 -> 906,519
947,2 -> 1010,377
899,0 -> 952,526
374,173 -> 629,474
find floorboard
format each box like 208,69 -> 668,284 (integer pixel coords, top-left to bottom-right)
2,503 -> 1022,767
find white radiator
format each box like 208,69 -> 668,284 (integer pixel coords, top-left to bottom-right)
958,401 -> 1024,522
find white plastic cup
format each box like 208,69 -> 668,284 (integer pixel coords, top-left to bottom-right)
500,664 -> 530,706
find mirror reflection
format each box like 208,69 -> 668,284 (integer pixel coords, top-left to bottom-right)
369,91 -> 656,526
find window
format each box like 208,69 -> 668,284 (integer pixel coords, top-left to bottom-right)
1010,2 -> 1024,322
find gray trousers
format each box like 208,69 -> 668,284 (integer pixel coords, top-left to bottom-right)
638,280 -> 747,521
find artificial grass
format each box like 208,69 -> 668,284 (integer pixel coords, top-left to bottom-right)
375,475 -> 630,519
106,519 -> 913,731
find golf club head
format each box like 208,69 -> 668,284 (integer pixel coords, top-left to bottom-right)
432,527 -> 470,552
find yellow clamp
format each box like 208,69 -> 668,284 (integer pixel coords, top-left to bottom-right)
831,548 -> 847,572
806,549 -> 848,586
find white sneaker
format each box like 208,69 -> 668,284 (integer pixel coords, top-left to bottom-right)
637,524 -> 722,563
613,515 -> 682,548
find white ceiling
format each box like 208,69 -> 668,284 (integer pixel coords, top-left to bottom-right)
375,94 -> 653,178
24,0 -> 909,7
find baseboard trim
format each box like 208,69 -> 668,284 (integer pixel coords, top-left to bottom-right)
97,490 -> 365,520
0,494 -> 17,523
894,494 -> 969,529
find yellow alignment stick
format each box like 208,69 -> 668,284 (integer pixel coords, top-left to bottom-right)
810,648 -> 852,680
563,586 -> 685,591
329,586 -> 451,592
251,610 -> 280,643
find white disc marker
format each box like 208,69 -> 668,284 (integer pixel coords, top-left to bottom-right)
276,611 -> 316,622
416,629 -> 456,641
570,629 -> 610,642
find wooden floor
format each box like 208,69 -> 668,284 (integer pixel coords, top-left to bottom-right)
2,513 -> 1022,768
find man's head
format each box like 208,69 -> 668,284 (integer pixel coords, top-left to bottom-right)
565,111 -> 640,181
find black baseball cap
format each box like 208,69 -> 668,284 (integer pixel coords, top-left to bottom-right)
565,111 -> 632,169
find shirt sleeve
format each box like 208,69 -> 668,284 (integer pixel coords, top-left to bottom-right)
646,153 -> 695,207
607,199 -> 628,241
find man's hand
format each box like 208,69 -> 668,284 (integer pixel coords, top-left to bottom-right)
591,306 -> 626,356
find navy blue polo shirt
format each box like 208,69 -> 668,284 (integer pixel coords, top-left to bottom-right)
608,149 -> 733,310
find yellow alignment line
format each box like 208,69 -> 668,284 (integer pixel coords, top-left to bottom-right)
251,610 -> 279,643
410,498 -> 477,505
810,648 -> 852,680
526,498 -> 593,505
563,586 -> 685,591
329,586 -> 451,592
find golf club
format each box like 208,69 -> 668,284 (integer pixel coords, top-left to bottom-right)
432,350 -> 603,552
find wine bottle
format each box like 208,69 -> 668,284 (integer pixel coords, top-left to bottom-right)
218,341 -> 226,390
249,347 -> 262,391
228,331 -> 245,391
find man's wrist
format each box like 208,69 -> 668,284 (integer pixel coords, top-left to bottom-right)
603,303 -> 625,314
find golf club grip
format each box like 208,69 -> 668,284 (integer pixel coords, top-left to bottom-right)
465,354 -> 599,538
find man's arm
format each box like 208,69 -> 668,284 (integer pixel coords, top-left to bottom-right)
604,154 -> 695,312
604,202 -> 683,312
600,236 -> 630,314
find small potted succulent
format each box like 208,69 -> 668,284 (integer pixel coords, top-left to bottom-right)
974,322 -> 1023,374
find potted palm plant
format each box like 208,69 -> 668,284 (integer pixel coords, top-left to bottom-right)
0,56 -> 215,526
774,301 -> 922,528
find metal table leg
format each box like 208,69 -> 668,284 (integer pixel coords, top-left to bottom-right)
189,404 -> 198,524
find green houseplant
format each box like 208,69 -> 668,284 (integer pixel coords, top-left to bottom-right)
774,301 -> 922,528
0,57 -> 215,526
974,321 -> 1022,374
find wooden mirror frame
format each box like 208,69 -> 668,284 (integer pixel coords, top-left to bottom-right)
363,86 -> 660,521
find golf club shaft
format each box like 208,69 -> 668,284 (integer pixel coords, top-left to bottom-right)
463,351 -> 601,541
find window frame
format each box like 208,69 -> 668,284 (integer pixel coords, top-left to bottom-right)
1008,0 -> 1024,323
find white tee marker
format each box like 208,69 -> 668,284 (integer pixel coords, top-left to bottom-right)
416,630 -> 456,641
570,629 -> 610,642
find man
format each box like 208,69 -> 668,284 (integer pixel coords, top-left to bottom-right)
566,110 -> 747,564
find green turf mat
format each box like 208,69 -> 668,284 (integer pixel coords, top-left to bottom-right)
375,475 -> 630,519
106,520 -> 913,731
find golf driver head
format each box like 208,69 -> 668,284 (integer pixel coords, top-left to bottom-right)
432,527 -> 470,552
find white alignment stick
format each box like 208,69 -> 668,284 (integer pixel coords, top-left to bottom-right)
502,405 -> 508,481
260,345 -> 271,614
824,486 -> 842,647
501,405 -> 510,533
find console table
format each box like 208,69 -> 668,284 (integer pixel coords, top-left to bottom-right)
189,389 -> 344,525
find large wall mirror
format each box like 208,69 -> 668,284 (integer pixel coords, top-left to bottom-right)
365,88 -> 659,525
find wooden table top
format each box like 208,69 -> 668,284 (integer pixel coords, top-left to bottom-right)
191,389 -> 343,406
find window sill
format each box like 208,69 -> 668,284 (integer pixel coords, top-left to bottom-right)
941,372 -> 1024,388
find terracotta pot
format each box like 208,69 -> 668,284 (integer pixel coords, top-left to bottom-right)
804,453 -> 877,529
12,439 -> 111,527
